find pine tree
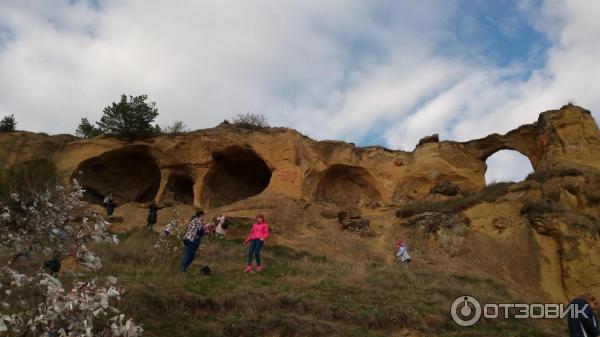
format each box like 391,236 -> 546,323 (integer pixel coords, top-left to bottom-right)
0,114 -> 16,133
75,118 -> 102,138
96,94 -> 159,140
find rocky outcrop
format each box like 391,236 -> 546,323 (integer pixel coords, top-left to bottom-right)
1,104 -> 599,211
1,104 -> 600,305
430,181 -> 460,196
417,134 -> 439,146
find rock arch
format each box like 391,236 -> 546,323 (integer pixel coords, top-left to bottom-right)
484,149 -> 534,185
203,147 -> 272,207
73,146 -> 161,204
314,164 -> 382,207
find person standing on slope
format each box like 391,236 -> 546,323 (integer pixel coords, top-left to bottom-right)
180,210 -> 207,272
103,193 -> 117,216
243,214 -> 269,273
568,293 -> 600,337
146,201 -> 164,229
396,240 -> 411,264
215,214 -> 228,239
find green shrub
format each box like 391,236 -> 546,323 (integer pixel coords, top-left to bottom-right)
0,158 -> 60,202
75,118 -> 102,138
162,121 -> 188,135
232,112 -> 269,129
0,114 -> 16,133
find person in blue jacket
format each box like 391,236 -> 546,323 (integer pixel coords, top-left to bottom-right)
569,293 -> 600,337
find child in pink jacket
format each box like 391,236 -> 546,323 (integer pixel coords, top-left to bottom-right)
244,213 -> 270,272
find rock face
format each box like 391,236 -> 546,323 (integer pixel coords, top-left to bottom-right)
2,104 -> 600,303
1,104 -> 599,210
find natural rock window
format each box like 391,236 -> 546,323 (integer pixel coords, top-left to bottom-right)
485,149 -> 534,185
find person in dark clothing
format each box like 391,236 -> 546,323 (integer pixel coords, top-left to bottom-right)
146,202 -> 164,229
569,293 -> 600,337
180,210 -> 207,272
103,194 -> 117,216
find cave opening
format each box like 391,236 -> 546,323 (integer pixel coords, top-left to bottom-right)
315,164 -> 382,207
205,148 -> 271,207
167,173 -> 195,205
73,146 -> 161,204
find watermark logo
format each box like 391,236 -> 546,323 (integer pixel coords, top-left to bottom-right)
451,296 -> 482,327
450,296 -> 589,326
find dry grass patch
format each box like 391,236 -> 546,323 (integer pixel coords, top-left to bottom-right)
83,230 -> 564,336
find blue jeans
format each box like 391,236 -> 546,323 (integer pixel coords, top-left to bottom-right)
247,239 -> 264,266
180,240 -> 200,272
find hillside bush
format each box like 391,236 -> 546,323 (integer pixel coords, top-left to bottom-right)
0,158 -> 60,203
396,182 -> 515,218
525,168 -> 583,183
0,180 -> 142,336
0,114 -> 16,133
232,112 -> 269,129
162,121 -> 188,135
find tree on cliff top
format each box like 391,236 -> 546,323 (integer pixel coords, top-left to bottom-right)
96,94 -> 159,140
0,114 -> 16,133
76,117 -> 102,138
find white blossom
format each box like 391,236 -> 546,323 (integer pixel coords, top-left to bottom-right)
0,180 -> 143,336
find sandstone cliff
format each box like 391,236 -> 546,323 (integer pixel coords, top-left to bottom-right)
1,103 -> 600,304
2,104 -> 599,208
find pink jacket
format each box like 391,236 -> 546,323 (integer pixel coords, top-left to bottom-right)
244,223 -> 270,243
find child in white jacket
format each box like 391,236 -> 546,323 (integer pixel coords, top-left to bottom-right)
396,240 -> 412,264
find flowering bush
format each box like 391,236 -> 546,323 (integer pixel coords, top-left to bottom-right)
153,208 -> 184,262
0,180 -> 142,336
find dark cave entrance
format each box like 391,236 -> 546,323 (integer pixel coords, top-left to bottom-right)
315,164 -> 382,207
166,173 -> 195,205
204,147 -> 272,207
73,146 -> 161,204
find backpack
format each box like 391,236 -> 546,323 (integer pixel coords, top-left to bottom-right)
199,265 -> 211,275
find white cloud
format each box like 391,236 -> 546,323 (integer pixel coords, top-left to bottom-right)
385,0 -> 600,150
0,0 -> 459,135
0,0 -> 598,173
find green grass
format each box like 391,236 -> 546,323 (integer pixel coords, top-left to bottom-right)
84,230 -> 564,337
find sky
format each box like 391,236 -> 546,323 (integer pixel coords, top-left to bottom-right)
0,0 -> 599,182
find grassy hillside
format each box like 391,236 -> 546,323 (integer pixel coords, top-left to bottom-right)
90,230 -> 563,337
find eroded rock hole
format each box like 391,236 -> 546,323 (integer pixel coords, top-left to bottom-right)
167,173 -> 195,205
485,150 -> 534,185
315,164 -> 382,207
74,147 -> 161,204
205,148 -> 271,207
